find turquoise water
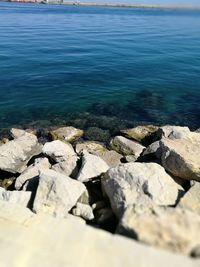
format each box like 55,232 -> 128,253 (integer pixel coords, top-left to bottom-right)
0,3 -> 200,130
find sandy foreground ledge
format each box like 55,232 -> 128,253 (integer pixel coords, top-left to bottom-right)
0,201 -> 198,267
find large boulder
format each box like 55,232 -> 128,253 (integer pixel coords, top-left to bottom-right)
160,138 -> 200,181
102,162 -> 183,218
0,187 -> 31,208
42,140 -> 76,160
49,126 -> 83,142
177,182 -> 200,215
110,136 -> 145,159
15,157 -> 51,190
76,152 -> 109,182
33,169 -> 86,218
76,141 -> 122,167
117,204 -> 200,255
156,125 -> 191,140
0,131 -> 42,173
42,140 -> 78,176
0,201 -> 198,267
156,125 -> 200,144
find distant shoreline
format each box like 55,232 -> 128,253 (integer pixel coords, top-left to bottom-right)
4,1 -> 200,10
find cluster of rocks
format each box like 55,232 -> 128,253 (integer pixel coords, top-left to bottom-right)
0,125 -> 200,265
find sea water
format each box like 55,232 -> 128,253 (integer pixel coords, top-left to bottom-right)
0,2 -> 200,130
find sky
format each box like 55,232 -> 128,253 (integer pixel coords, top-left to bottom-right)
80,0 -> 200,4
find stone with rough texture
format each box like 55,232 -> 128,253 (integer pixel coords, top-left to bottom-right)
76,152 -> 109,182
42,140 -> 76,161
15,157 -> 51,190
117,204 -> 200,255
121,125 -> 158,142
0,187 -> 31,207
50,126 -> 83,142
76,141 -> 122,167
156,125 -> 191,140
75,141 -> 107,155
177,182 -> 200,215
72,202 -> 94,220
110,136 -> 145,159
97,150 -> 123,168
11,128 -> 27,139
0,139 -> 9,147
33,169 -> 86,218
160,138 -> 200,181
141,141 -> 161,159
52,158 -> 78,177
156,125 -> 200,144
0,201 -> 198,267
102,162 -> 183,218
43,140 -> 78,176
0,132 -> 42,173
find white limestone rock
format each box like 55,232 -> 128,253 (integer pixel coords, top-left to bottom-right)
76,141 -> 122,167
43,140 -> 78,176
102,162 -> 183,218
156,125 -> 200,144
42,140 -> 76,161
33,169 -> 86,218
110,136 -> 145,159
0,132 -> 42,173
76,152 -> 109,182
117,204 -> 200,255
177,182 -> 200,215
72,202 -> 94,221
160,138 -> 200,181
0,187 -> 31,208
15,157 -> 51,190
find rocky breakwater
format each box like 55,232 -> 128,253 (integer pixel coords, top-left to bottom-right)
0,125 -> 200,266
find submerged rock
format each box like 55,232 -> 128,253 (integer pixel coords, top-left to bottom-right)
0,131 -> 42,174
84,127 -> 110,142
33,169 -> 86,218
102,162 -> 183,218
117,204 -> 200,255
49,126 -> 83,142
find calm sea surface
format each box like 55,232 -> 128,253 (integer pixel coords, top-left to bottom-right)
0,2 -> 200,131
